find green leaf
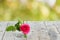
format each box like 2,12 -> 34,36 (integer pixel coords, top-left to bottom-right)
15,18 -> 23,31
15,22 -> 20,31
6,26 -> 16,31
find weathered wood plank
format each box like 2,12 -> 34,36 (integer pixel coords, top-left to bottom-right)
53,21 -> 60,34
13,31 -> 26,40
3,31 -> 27,40
26,31 -> 39,40
3,32 -> 15,40
7,21 -> 17,26
0,22 -> 8,40
0,21 -> 17,40
0,22 -> 8,32
0,21 -> 60,40
24,21 -> 50,40
0,32 -> 5,40
57,34 -> 60,40
44,21 -> 59,40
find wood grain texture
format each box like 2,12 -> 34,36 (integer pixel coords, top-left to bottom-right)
0,21 -> 60,40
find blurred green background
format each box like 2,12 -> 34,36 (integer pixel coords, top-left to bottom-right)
0,0 -> 60,21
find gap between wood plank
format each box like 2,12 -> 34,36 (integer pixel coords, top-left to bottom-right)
53,24 -> 60,34
1,31 -> 5,40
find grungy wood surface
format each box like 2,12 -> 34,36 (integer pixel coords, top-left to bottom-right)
0,21 -> 60,40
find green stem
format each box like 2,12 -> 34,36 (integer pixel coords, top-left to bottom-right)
24,34 -> 27,38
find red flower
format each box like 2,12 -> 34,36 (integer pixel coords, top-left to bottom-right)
20,24 -> 30,34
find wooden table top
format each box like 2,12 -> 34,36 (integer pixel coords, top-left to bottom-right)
0,21 -> 60,40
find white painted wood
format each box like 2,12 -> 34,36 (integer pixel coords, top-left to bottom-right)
3,32 -> 15,40
13,31 -> 26,40
45,21 -> 59,40
0,21 -> 60,40
24,21 -> 50,40
57,34 -> 60,40
45,21 -> 54,26
0,32 -> 5,40
27,31 -> 39,40
53,21 -> 60,34
7,21 -> 17,26
0,22 -> 8,32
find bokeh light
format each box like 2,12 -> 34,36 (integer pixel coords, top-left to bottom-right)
0,0 -> 60,21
